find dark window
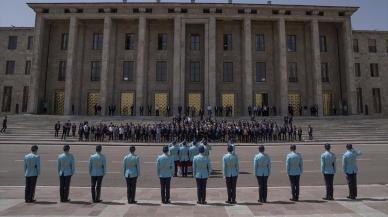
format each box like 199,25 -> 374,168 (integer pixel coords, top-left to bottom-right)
372,88 -> 381,113
370,63 -> 379,77
190,62 -> 200,82
287,35 -> 296,52
386,39 -> 388,53
5,60 -> 15,74
251,9 -> 257,14
238,9 -> 244,14
285,10 -> 291,15
125,33 -> 135,50
92,33 -> 103,50
156,61 -> 167,81
61,33 -> 69,50
145,8 -> 152,13
354,63 -> 361,77
223,34 -> 232,50
255,62 -> 266,82
191,34 -> 200,51
123,61 -> 134,81
91,61 -> 101,81
181,8 -> 188,13
27,36 -> 33,50
255,34 -> 265,52
76,9 -> 83,13
356,88 -> 363,114
288,62 -> 298,82
203,8 -> 210,13
353,39 -> 359,52
168,8 -> 175,13
1,86 -> 12,112
22,86 -> 29,112
157,33 -> 168,50
321,63 -> 329,82
64,8 -> 70,13
98,8 -> 105,13
111,8 -> 118,13
58,61 -> 67,81
133,8 -> 139,13
368,39 -> 377,53
8,36 -> 17,50
320,35 -> 327,52
215,9 -> 222,13
25,60 -> 31,75
223,62 -> 233,82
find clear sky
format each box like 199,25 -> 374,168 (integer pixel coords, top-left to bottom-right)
0,0 -> 387,30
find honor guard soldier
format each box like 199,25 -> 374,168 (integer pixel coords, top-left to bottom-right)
222,145 -> 239,204
89,144 -> 106,203
286,144 -> 303,201
169,140 -> 180,177
342,144 -> 361,200
200,138 -> 211,157
157,146 -> 174,204
24,145 -> 40,203
189,139 -> 199,176
320,143 -> 336,200
57,144 -> 75,202
253,145 -> 271,203
193,146 -> 212,204
123,146 -> 140,204
179,140 -> 190,177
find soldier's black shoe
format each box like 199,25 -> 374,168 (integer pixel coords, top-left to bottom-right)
329,197 -> 334,201
202,201 -> 207,204
63,199 -> 71,203
231,201 -> 237,204
95,200 -> 102,203
196,201 -> 201,204
225,200 -> 231,204
322,197 -> 329,200
165,200 -> 171,204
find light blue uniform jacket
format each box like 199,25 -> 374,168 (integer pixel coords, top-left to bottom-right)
342,149 -> 362,174
222,153 -> 239,177
57,153 -> 75,176
123,154 -> 140,178
193,154 -> 212,179
89,153 -> 106,177
253,153 -> 271,177
179,145 -> 190,162
321,151 -> 336,174
157,154 -> 174,178
286,151 -> 303,176
169,145 -> 180,161
189,144 -> 199,161
24,153 -> 40,177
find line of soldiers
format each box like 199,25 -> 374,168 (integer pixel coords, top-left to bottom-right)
24,142 -> 361,204
54,119 -> 307,143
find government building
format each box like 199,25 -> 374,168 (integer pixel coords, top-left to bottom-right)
0,1 -> 387,116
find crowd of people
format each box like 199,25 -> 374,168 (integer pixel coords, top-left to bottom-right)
55,116 -> 313,143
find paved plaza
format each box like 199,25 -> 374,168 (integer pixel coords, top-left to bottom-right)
0,115 -> 388,216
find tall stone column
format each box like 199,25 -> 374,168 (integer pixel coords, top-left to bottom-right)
204,17 -> 216,109
173,16 -> 182,115
243,17 -> 253,116
342,18 -> 356,115
310,19 -> 323,116
136,16 -> 147,115
64,16 -> 78,115
277,18 -> 288,116
99,16 -> 112,116
28,15 -> 45,114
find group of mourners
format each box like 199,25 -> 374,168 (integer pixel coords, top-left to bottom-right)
54,116 -> 312,143
24,139 -> 361,204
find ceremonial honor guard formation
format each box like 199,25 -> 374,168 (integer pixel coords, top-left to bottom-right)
23,140 -> 363,205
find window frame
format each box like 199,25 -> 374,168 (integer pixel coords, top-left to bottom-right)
370,63 -> 379,77
255,34 -> 265,52
61,33 -> 69,50
287,62 -> 298,82
287,35 -> 297,52
190,34 -> 200,51
92,33 -> 103,50
255,62 -> 266,82
125,33 -> 136,50
321,62 -> 329,82
157,33 -> 168,50
223,62 -> 234,82
90,61 -> 101,81
190,61 -> 200,82
223,34 -> 233,51
27,36 -> 33,50
8,36 -> 17,50
25,60 -> 31,75
122,61 -> 135,81
156,61 -> 168,81
5,60 -> 15,75
319,35 -> 327,52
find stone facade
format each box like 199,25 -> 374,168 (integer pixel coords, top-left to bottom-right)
0,2 -> 387,116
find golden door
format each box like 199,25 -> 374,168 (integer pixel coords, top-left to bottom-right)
188,93 -> 202,112
288,94 -> 301,116
154,93 -> 168,114
255,93 -> 263,107
120,92 -> 134,116
87,92 -> 100,115
323,92 -> 333,116
222,93 -> 235,116
54,91 -> 65,115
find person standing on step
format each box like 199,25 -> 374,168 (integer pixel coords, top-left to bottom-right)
286,144 -> 303,202
0,116 -> 7,134
89,144 -> 106,203
320,143 -> 336,200
223,144 -> 239,204
157,145 -> 174,204
193,145 -> 212,204
24,145 -> 40,203
57,144 -> 75,202
342,144 -> 361,200
123,146 -> 140,204
254,145 -> 271,203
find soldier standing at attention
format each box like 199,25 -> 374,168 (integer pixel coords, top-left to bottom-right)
24,145 -> 40,203
157,146 -> 174,204
320,143 -> 336,200
193,146 -> 212,204
253,145 -> 271,203
222,145 -> 239,204
286,144 -> 303,201
179,140 -> 189,177
57,145 -> 75,202
89,145 -> 106,203
123,146 -> 140,204
342,144 -> 361,200
189,138 -> 199,176
169,140 -> 180,177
